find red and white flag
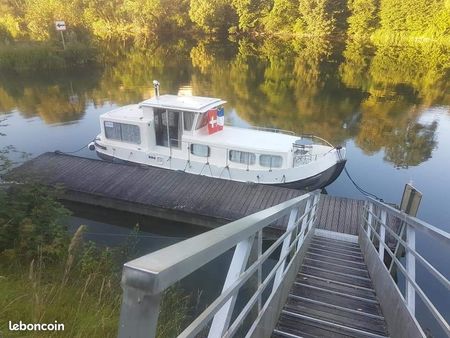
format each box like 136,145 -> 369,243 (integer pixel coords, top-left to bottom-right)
207,109 -> 219,134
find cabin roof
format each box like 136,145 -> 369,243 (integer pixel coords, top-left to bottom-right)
140,94 -> 226,113
101,104 -> 144,122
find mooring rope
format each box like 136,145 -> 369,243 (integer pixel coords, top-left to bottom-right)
343,166 -> 383,201
55,138 -> 95,155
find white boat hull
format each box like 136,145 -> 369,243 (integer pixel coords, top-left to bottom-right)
94,143 -> 346,190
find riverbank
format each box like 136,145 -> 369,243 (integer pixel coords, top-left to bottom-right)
0,184 -> 190,337
0,42 -> 97,73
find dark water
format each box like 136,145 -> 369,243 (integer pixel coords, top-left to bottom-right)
1,38 -> 449,336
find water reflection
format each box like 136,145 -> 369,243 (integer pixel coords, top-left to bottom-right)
0,37 -> 448,168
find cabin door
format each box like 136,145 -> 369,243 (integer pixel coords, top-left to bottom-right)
154,109 -> 182,148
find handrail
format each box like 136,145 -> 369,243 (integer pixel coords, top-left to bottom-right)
294,134 -> 334,148
118,190 -> 321,338
366,196 -> 450,244
361,199 -> 450,337
224,123 -> 296,136
223,123 -> 337,149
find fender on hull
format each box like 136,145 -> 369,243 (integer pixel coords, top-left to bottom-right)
96,151 -> 346,191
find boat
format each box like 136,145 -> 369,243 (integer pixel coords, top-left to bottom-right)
88,81 -> 346,190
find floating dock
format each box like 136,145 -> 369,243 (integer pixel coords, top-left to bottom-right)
7,152 -> 448,337
6,152 -> 364,234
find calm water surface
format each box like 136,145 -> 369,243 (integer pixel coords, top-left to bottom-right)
1,38 -> 449,335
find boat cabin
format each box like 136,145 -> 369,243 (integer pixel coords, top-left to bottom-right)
140,94 -> 226,148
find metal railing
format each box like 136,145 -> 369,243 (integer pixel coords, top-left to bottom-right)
118,190 -> 321,338
294,134 -> 334,148
361,197 -> 450,337
225,123 -> 296,136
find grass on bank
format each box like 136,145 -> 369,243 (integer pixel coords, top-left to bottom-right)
0,184 -> 191,337
0,42 -> 97,73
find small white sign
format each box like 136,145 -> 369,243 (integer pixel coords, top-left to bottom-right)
55,21 -> 66,31
104,121 -> 114,128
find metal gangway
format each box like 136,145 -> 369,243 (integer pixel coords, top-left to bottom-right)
117,191 -> 450,338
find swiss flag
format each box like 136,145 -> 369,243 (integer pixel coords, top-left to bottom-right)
207,109 -> 219,134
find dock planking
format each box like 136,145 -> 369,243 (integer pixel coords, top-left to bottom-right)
6,152 -> 364,234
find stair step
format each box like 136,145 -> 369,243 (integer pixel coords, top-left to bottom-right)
301,265 -> 373,289
313,235 -> 360,248
309,242 -> 364,257
303,258 -> 370,278
311,237 -> 361,251
308,247 -> 365,263
284,296 -> 389,336
306,251 -> 366,269
289,283 -> 383,316
295,274 -> 376,299
275,311 -> 388,338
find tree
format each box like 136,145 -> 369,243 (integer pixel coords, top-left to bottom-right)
24,0 -> 83,41
264,0 -> 298,33
377,0 -> 445,37
297,0 -> 335,37
122,0 -> 190,36
232,0 -> 271,32
189,0 -> 238,33
347,0 -> 378,38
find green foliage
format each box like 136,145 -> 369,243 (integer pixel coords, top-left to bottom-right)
24,0 -> 84,41
232,0 -> 271,32
0,14 -> 21,41
377,0 -> 449,39
123,0 -> 190,36
0,184 -> 70,262
0,183 -> 191,337
189,0 -> 238,33
0,43 -> 97,72
0,0 -> 449,40
347,0 -> 378,38
264,0 -> 298,33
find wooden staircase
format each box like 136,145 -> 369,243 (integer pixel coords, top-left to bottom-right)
273,235 -> 390,338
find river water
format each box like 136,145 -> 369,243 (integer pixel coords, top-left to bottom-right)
1,38 -> 449,336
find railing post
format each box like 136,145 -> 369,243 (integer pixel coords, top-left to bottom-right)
257,230 -> 262,312
309,193 -> 320,229
118,285 -> 161,338
379,210 -> 387,261
389,222 -> 406,273
273,207 -> 299,291
367,202 -> 373,239
208,235 -> 255,338
406,223 -> 416,315
298,198 -> 312,249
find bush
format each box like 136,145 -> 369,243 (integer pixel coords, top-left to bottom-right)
0,43 -> 97,73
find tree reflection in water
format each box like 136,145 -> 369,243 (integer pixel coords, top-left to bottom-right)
0,37 -> 448,168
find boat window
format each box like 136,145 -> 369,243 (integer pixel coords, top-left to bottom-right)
183,112 -> 195,131
229,150 -> 256,165
168,110 -> 181,148
104,121 -> 141,144
121,123 -> 141,144
190,144 -> 210,157
154,109 -> 182,148
260,154 -> 283,168
195,113 -> 209,130
154,109 -> 169,147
